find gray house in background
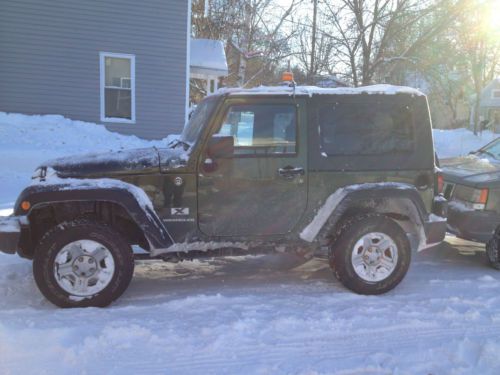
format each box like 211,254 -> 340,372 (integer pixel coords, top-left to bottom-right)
469,78 -> 500,132
479,78 -> 500,122
0,0 -> 190,139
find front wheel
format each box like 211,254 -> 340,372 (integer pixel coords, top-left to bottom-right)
330,214 -> 411,295
33,219 -> 134,308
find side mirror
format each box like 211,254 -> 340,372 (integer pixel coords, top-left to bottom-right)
208,135 -> 234,158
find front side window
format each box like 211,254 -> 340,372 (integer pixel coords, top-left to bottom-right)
100,53 -> 135,123
318,98 -> 415,156
216,104 -> 297,155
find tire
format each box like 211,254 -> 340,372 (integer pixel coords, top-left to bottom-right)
330,214 -> 411,295
33,219 -> 134,308
486,227 -> 500,270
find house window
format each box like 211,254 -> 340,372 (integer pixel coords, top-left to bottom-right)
100,52 -> 135,123
492,89 -> 500,99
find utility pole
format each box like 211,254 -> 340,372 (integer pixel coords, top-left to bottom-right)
309,0 -> 318,84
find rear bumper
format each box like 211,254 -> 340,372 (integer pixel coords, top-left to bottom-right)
0,216 -> 22,254
447,202 -> 500,243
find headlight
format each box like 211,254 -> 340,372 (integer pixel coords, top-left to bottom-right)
453,185 -> 489,210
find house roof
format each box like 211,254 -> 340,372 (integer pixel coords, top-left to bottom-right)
190,39 -> 228,77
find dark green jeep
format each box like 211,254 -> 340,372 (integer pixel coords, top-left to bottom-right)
0,84 -> 447,307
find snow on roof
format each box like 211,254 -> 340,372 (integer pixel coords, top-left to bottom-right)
190,39 -> 228,77
216,84 -> 425,97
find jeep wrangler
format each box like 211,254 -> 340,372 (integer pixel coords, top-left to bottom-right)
0,83 -> 447,307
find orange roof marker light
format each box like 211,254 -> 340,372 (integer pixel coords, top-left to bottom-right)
282,71 -> 294,82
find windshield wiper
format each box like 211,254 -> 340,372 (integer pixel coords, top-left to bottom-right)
169,139 -> 191,151
478,150 -> 496,159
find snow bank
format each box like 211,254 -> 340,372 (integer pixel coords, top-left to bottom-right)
433,128 -> 498,159
0,112 -> 177,209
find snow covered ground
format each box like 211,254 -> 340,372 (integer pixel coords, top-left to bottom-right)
1,112 -> 500,374
2,240 -> 500,374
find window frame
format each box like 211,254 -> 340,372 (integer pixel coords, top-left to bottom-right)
99,52 -> 136,124
215,102 -> 299,158
492,89 -> 500,100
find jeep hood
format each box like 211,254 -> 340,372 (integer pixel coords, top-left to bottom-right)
40,147 -> 188,178
441,155 -> 500,187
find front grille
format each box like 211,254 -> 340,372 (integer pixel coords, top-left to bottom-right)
443,181 -> 455,200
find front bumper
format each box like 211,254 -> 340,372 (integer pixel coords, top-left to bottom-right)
447,202 -> 500,243
0,216 -> 22,254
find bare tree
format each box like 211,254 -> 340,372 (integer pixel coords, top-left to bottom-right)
192,0 -> 302,88
315,0 -> 473,86
456,0 -> 500,133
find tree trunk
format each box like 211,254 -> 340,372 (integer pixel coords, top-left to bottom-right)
473,88 -> 481,135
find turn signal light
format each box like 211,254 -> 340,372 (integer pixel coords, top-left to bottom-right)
478,188 -> 489,204
21,201 -> 31,211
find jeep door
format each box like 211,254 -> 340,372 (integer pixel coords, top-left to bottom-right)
197,97 -> 308,237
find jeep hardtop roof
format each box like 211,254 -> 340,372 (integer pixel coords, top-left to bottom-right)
215,84 -> 425,98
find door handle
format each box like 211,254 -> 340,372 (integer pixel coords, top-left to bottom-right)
278,166 -> 305,179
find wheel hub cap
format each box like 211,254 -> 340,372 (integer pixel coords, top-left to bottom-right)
72,255 -> 97,277
53,240 -> 115,297
351,232 -> 398,282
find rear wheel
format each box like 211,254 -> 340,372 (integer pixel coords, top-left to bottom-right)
33,219 -> 134,308
330,214 -> 411,295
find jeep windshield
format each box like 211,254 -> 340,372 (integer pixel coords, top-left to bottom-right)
476,137 -> 500,161
175,96 -> 219,149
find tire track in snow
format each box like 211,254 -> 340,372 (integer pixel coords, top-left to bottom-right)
160,324 -> 500,373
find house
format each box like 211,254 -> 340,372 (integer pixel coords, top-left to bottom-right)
478,78 -> 500,131
189,39 -> 228,103
0,0 -> 219,140
314,75 -> 349,88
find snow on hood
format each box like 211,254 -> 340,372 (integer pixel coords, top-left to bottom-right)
441,155 -> 500,186
40,147 -> 160,178
39,147 -> 188,178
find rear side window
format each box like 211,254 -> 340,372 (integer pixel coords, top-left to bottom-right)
318,99 -> 415,156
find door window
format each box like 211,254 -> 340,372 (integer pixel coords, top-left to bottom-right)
217,104 -> 297,155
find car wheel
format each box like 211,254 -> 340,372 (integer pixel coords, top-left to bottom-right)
33,219 -> 134,308
486,227 -> 500,270
330,214 -> 411,295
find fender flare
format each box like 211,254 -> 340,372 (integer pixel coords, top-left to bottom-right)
300,183 -> 429,243
14,178 -> 173,250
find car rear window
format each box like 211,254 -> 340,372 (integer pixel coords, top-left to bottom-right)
318,98 -> 415,156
